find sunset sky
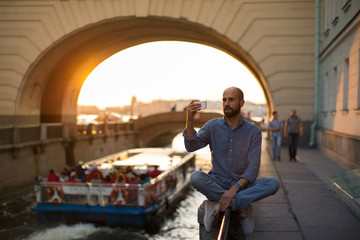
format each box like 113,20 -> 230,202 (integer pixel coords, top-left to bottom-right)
77,41 -> 266,109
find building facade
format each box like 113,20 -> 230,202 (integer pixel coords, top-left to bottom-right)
316,0 -> 360,168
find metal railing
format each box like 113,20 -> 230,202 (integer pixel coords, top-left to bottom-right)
35,181 -> 145,207
35,169 -> 192,208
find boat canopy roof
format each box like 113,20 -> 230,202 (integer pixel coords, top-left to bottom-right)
112,148 -> 182,171
82,148 -> 190,175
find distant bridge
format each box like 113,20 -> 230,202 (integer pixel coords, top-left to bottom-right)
0,111 -> 222,157
135,111 -> 223,147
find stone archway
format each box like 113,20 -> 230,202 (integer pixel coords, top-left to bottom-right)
17,16 -> 272,125
0,0 -> 317,189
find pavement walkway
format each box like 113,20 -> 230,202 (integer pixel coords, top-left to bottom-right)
247,140 -> 360,240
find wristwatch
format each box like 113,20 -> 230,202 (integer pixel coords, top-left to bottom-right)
234,182 -> 242,190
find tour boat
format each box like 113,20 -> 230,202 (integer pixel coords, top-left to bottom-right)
32,148 -> 196,230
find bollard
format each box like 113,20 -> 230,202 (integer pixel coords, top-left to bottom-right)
198,200 -> 246,240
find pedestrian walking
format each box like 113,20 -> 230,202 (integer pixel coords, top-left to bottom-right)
268,111 -> 283,160
284,109 -> 303,161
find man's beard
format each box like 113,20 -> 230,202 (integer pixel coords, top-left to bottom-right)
223,105 -> 241,118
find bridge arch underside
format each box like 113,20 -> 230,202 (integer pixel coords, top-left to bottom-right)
139,119 -> 212,148
142,127 -> 184,148
146,120 -> 215,147
136,112 -> 222,147
18,17 -> 271,125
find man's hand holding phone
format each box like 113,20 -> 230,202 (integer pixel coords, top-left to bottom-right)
186,100 -> 207,123
195,101 -> 207,110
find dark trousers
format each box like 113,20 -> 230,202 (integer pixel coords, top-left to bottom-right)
287,133 -> 299,160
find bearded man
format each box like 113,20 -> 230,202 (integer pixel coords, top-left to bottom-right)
183,87 -> 279,236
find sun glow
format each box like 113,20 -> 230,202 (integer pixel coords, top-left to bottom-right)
77,41 -> 265,109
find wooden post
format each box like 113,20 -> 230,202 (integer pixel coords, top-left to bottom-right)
198,200 -> 246,240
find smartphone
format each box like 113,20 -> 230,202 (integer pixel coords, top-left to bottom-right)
195,101 -> 207,109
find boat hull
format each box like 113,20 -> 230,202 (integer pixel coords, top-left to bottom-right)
33,203 -> 158,228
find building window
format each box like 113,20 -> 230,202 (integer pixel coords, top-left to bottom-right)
331,0 -> 339,26
342,0 -> 351,13
342,58 -> 349,111
357,49 -> 360,109
322,72 -> 329,113
331,66 -> 338,114
323,0 -> 330,37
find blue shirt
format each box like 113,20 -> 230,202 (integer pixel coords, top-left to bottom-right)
268,119 -> 283,137
183,118 -> 261,184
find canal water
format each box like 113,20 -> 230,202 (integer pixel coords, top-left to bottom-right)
1,132 -> 212,240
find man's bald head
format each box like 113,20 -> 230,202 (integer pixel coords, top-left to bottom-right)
223,87 -> 244,101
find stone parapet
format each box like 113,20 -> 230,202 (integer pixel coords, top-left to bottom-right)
316,129 -> 360,169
